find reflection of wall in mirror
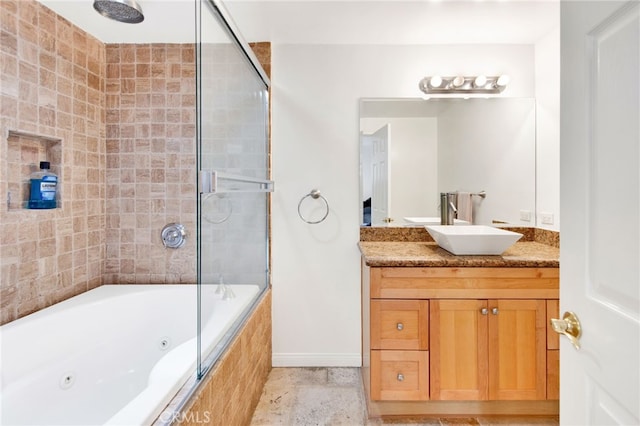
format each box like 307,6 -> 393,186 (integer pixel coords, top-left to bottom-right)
361,118 -> 438,225
437,99 -> 535,226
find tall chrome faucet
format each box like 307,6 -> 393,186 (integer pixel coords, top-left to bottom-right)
440,192 -> 457,225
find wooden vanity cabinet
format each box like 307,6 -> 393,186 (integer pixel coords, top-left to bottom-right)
362,264 -> 559,417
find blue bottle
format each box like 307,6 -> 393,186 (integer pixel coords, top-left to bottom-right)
28,161 -> 57,209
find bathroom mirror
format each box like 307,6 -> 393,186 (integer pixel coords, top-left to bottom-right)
360,97 -> 536,227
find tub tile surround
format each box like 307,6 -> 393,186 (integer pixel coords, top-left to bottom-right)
175,289 -> 272,426
0,0 -> 106,324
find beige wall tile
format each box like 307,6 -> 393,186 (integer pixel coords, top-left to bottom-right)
104,43 -> 196,285
0,0 -> 105,325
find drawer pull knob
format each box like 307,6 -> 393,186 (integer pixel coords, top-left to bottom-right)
396,323 -> 404,331
397,373 -> 404,382
492,307 -> 499,315
480,308 -> 488,315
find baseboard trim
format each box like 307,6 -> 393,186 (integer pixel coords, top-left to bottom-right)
272,353 -> 362,367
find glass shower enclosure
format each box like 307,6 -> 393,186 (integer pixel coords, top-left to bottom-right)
195,0 -> 272,377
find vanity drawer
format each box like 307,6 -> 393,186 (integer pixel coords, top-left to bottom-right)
371,300 -> 429,350
371,350 -> 429,401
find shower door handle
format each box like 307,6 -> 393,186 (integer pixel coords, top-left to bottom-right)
199,170 -> 275,194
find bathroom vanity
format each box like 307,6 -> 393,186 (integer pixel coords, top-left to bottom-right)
359,229 -> 560,418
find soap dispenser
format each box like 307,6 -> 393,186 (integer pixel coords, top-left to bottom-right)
28,161 -> 57,209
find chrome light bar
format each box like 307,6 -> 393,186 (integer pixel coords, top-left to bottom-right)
419,75 -> 510,95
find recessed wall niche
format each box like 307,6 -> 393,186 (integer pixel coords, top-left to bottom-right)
6,130 -> 62,210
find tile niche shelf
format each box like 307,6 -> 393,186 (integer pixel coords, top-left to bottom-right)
6,130 -> 62,211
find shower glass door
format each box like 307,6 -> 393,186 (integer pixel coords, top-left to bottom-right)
195,0 -> 271,377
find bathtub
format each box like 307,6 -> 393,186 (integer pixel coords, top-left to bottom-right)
0,284 -> 260,425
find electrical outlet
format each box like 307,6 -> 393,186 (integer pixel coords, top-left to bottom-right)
519,210 -> 531,222
541,212 -> 554,225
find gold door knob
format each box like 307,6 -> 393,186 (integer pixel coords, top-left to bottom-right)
550,311 -> 582,350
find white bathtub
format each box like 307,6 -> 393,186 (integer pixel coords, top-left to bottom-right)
0,284 -> 260,426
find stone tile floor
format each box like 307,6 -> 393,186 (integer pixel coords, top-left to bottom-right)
250,368 -> 560,426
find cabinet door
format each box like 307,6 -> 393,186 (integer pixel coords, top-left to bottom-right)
371,300 -> 429,350
430,299 -> 488,400
488,299 -> 546,400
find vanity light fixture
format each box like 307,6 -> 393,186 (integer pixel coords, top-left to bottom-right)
418,75 -> 510,95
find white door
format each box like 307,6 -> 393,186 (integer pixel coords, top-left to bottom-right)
560,1 -> 639,425
370,124 -> 390,225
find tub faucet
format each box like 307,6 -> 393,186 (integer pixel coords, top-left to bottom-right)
215,276 -> 236,300
440,192 -> 457,225
222,286 -> 235,300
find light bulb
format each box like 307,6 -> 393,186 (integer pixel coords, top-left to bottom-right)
452,76 -> 465,87
474,75 -> 487,88
429,75 -> 443,88
496,75 -> 510,87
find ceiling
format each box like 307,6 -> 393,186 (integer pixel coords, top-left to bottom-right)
37,0 -> 559,45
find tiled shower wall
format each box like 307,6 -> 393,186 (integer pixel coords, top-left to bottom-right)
0,0 -> 106,325
103,44 -> 197,284
103,43 -> 271,286
0,0 -> 272,325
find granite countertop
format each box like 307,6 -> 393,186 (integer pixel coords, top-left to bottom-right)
359,241 -> 559,268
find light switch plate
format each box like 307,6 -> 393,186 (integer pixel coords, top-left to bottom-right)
519,210 -> 532,222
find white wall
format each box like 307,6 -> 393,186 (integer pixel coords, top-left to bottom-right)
438,99 -> 536,225
271,44 -> 535,366
535,27 -> 561,231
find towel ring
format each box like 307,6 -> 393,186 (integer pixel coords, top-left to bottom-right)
298,189 -> 329,224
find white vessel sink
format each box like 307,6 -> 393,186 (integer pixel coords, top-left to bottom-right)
404,217 -> 471,225
425,225 -> 523,255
